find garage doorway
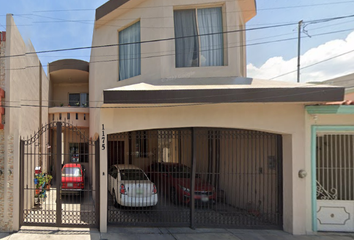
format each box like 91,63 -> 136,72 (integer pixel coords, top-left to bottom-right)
107,128 -> 283,229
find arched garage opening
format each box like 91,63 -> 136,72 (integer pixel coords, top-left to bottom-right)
107,128 -> 283,229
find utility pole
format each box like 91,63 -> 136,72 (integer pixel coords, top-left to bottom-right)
297,20 -> 303,83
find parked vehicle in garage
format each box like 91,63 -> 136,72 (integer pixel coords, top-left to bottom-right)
147,162 -> 216,205
108,164 -> 158,207
61,163 -> 85,195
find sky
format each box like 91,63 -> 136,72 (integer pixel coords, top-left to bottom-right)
1,0 -> 354,83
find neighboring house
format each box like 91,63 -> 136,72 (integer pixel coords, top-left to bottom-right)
306,74 -> 354,232
0,0 -> 347,235
0,15 -> 49,231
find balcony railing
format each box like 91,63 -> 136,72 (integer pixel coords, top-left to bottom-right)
49,101 -> 89,108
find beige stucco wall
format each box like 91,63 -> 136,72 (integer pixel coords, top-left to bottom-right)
88,0 -> 310,234
50,83 -> 88,107
90,0 -> 248,140
1,14 -> 49,232
0,31 -> 6,232
94,103 -> 308,234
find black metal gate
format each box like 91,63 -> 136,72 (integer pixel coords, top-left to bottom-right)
19,122 -> 99,227
107,128 -> 283,229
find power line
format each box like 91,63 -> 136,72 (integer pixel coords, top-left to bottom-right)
26,0 -> 354,13
2,12 -> 354,60
3,25 -> 353,72
270,48 -> 354,80
0,21 -> 299,60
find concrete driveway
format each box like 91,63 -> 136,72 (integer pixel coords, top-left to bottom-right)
1,227 -> 354,240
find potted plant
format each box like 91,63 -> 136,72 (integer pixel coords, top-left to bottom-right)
60,103 -> 64,107
45,174 -> 53,191
34,173 -> 46,196
76,102 -> 80,106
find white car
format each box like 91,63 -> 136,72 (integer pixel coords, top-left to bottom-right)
108,164 -> 158,207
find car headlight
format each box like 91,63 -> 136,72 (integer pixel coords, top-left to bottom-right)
178,184 -> 190,193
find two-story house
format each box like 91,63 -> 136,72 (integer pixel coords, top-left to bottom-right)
0,0 -> 347,235
88,0 -> 343,234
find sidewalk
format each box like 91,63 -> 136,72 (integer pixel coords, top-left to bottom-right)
1,227 -> 354,240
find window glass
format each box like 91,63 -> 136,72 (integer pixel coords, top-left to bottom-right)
109,166 -> 118,179
174,9 -> 199,67
174,7 -> 223,67
69,93 -> 80,106
119,21 -> 141,80
62,167 -> 82,177
136,131 -> 148,158
80,93 -> 89,107
120,169 -> 148,181
197,7 -> 224,66
169,165 -> 192,178
69,143 -> 89,163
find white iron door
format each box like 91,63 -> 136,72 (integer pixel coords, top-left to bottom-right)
316,134 -> 354,232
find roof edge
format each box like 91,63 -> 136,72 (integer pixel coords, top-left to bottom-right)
49,59 -> 89,74
96,0 -> 130,21
103,87 -> 344,104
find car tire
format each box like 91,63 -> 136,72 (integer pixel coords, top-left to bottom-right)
170,187 -> 178,205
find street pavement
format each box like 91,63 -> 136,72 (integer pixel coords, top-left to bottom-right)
1,227 -> 354,240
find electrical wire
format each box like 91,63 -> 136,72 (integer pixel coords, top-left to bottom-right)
270,49 -> 354,80
3,25 -> 354,72
1,12 -> 354,61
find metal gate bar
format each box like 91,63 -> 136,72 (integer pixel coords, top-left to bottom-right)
316,134 -> 354,201
20,121 -> 99,227
107,128 -> 283,229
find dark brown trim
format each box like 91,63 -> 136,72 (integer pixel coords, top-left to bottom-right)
103,87 -> 344,104
19,140 -> 24,227
96,0 -> 130,21
49,59 -> 89,74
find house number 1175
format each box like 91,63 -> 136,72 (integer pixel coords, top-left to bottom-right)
102,124 -> 105,150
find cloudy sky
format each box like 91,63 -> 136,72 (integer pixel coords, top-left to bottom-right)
1,0 -> 354,83
246,0 -> 354,83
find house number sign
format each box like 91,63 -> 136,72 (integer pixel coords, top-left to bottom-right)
102,124 -> 105,150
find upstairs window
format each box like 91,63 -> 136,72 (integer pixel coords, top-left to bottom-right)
174,7 -> 224,68
69,93 -> 89,107
119,21 -> 141,80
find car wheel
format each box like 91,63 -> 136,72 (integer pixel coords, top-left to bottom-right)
170,187 -> 178,205
112,190 -> 118,208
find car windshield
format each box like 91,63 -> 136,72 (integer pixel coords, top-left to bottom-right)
168,165 -> 191,178
62,167 -> 82,177
120,169 -> 148,181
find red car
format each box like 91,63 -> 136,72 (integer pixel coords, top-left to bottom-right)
61,163 -> 84,195
147,163 -> 216,205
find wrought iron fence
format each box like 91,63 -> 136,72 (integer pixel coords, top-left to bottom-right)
20,121 -> 99,227
107,128 -> 283,228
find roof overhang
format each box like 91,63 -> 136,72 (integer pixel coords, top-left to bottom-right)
103,77 -> 344,104
95,0 -> 257,27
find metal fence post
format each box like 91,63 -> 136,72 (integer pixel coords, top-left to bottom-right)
190,128 -> 196,229
56,122 -> 62,226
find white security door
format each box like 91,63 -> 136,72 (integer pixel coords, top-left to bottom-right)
316,134 -> 354,232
